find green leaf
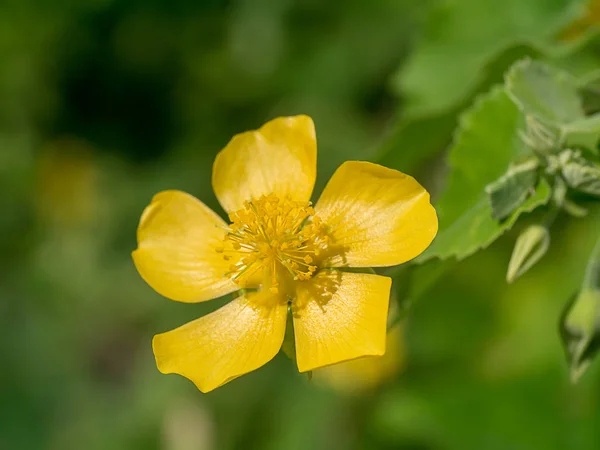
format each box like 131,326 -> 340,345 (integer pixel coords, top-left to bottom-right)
561,232 -> 600,382
391,0 -> 585,117
438,86 -> 529,224
418,180 -> 551,263
506,224 -> 550,283
505,58 -> 584,125
562,113 -> 600,153
417,85 -> 551,263
562,159 -> 600,197
486,158 -> 540,220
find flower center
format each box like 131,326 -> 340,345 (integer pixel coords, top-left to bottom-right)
218,194 -> 329,294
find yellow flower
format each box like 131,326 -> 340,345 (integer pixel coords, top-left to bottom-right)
133,116 -> 437,393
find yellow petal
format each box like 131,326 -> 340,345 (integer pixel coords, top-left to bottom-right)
293,270 -> 391,372
315,161 -> 438,267
153,291 -> 288,392
132,190 -> 237,303
212,115 -> 317,213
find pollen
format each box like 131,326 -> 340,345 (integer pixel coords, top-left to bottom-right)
218,194 -> 329,292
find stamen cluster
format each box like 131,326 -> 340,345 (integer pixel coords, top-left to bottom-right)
218,194 -> 329,293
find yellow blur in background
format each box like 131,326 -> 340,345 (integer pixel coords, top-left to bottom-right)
316,325 -> 405,395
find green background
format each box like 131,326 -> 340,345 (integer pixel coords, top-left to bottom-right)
2,0 -> 600,449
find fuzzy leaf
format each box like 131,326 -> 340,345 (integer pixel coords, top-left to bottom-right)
562,160 -> 600,197
563,114 -> 600,153
486,159 -> 539,220
418,180 -> 551,263
417,86 -> 551,263
505,58 -> 584,125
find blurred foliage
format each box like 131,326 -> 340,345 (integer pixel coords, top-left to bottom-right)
392,0 -> 586,117
2,0 -> 600,450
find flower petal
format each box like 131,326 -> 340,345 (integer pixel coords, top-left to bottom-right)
153,291 -> 288,392
315,161 -> 438,267
132,190 -> 237,303
293,270 -> 391,372
212,115 -> 317,213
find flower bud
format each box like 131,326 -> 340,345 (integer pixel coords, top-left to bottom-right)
506,224 -> 550,283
